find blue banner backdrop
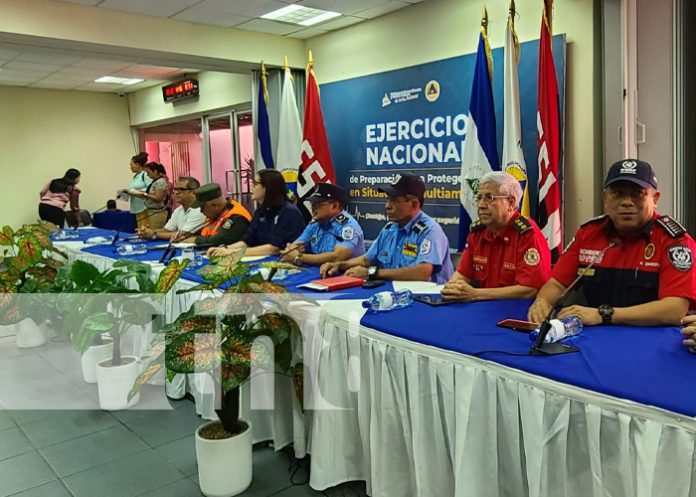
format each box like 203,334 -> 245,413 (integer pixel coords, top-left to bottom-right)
321,35 -> 565,246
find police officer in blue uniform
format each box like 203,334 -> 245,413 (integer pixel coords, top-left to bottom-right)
320,173 -> 454,284
281,183 -> 364,267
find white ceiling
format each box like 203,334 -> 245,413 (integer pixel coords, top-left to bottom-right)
0,0 -> 427,93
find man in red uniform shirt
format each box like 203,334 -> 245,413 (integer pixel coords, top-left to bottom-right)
528,159 -> 696,326
442,171 -> 551,301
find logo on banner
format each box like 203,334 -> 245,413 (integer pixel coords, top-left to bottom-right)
425,80 -> 440,102
381,87 -> 422,106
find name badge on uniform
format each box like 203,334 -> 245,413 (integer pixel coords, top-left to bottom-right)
402,242 -> 417,257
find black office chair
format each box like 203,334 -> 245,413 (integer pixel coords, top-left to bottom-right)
65,210 -> 92,228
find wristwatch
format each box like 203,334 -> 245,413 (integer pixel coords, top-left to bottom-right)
293,253 -> 303,266
367,266 -> 378,281
151,232 -> 157,240
598,304 -> 614,325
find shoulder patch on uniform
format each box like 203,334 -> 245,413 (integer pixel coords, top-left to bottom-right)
222,220 -> 233,229
668,245 -> 693,271
413,220 -> 428,235
581,214 -> 608,227
470,220 -> 485,232
513,216 -> 533,234
341,226 -> 354,241
656,215 -> 686,238
419,239 -> 432,256
335,213 -> 348,225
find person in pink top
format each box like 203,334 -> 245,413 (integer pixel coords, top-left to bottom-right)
38,168 -> 81,227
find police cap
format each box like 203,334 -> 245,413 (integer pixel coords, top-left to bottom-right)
306,183 -> 347,204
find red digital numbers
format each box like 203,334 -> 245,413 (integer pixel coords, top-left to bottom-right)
162,79 -> 199,102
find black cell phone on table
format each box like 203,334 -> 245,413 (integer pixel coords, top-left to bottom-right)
496,318 -> 538,332
362,279 -> 385,289
413,294 -> 458,306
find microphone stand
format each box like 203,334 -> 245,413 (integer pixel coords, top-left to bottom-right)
530,239 -> 619,356
160,221 -> 208,264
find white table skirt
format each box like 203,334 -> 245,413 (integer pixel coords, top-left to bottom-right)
59,243 -> 696,496
307,305 -> 696,497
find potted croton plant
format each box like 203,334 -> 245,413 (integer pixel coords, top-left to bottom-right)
55,258 -> 188,409
130,250 -> 311,497
0,222 -> 66,348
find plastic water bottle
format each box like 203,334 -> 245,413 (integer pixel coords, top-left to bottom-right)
182,246 -> 195,261
529,315 -> 583,343
362,289 -> 414,312
116,243 -> 148,256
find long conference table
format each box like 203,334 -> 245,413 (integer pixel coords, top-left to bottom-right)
57,228 -> 696,497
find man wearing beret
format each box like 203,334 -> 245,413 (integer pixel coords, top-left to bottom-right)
280,183 -> 364,267
186,183 -> 251,247
528,159 -> 696,326
321,173 -> 454,284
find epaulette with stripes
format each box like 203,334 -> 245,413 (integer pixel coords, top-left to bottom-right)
655,215 -> 687,238
581,214 -> 608,227
512,216 -> 533,234
470,220 -> 485,232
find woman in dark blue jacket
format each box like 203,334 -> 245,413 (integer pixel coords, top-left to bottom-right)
207,169 -> 305,257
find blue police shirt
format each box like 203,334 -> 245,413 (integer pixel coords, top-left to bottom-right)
365,210 -> 454,284
295,211 -> 365,257
243,201 -> 305,249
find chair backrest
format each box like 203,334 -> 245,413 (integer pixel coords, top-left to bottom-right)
65,210 -> 92,228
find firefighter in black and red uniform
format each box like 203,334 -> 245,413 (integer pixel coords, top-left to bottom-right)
528,159 -> 696,327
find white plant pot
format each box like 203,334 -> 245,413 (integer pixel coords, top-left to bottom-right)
195,420 -> 253,497
81,339 -> 114,384
15,318 -> 47,348
96,356 -> 141,410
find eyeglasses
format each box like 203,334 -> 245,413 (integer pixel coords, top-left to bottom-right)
475,193 -> 510,204
607,187 -> 649,201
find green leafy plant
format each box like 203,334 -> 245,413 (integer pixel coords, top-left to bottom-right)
130,250 -> 313,436
0,221 -> 66,326
54,258 -> 189,366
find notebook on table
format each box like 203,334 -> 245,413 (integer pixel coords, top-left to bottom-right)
296,275 -> 364,291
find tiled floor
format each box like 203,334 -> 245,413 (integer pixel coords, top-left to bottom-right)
0,336 -> 368,497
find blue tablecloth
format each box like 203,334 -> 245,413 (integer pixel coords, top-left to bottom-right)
182,261 -> 394,300
80,239 -> 175,262
52,228 -> 122,243
92,211 -> 137,232
360,299 -> 696,417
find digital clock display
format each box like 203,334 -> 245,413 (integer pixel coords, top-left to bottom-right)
162,79 -> 199,102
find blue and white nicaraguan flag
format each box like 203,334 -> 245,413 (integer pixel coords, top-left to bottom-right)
276,57 -> 303,194
257,61 -> 274,169
501,0 -> 530,216
458,6 -> 500,250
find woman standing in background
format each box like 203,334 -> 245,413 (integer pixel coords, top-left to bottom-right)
123,152 -> 152,230
38,168 -> 81,227
130,162 -> 168,231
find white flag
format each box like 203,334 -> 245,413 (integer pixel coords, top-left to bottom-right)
276,65 -> 303,192
501,2 -> 530,216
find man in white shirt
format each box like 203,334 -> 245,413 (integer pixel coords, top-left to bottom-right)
137,176 -> 206,240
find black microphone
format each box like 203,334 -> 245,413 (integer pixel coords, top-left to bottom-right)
531,238 -> 619,356
110,232 -> 120,246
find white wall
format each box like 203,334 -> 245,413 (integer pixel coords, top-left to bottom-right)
306,0 -> 601,240
0,87 -> 134,227
128,71 -> 251,126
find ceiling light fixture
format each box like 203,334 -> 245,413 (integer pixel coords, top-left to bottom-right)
94,76 -> 144,85
261,4 -> 340,26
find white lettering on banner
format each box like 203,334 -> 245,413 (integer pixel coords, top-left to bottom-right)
364,114 -> 467,143
297,140 -> 329,198
537,113 -> 554,195
366,141 -> 465,166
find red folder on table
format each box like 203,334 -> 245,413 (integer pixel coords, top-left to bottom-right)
297,275 -> 364,291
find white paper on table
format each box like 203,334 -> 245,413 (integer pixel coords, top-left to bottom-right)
392,281 -> 443,294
